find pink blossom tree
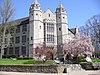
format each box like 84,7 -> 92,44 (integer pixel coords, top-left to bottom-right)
63,35 -> 94,57
35,43 -> 53,60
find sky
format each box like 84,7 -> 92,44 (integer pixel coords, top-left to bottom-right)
0,0 -> 100,28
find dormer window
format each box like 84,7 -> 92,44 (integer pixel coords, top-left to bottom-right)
36,4 -> 38,7
49,14 -> 50,17
36,4 -> 39,9
31,6 -> 33,9
62,8 -> 65,12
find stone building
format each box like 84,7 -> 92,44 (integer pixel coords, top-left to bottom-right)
0,0 -> 77,58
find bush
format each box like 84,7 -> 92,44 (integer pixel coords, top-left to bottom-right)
80,62 -> 93,70
17,57 -> 33,60
2,55 -> 17,58
35,61 -> 44,64
72,55 -> 85,64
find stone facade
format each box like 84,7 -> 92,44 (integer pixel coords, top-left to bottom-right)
0,0 -> 77,57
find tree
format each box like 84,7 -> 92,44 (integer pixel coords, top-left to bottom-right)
79,14 -> 100,53
35,43 -> 54,60
0,0 -> 15,59
63,35 -> 94,57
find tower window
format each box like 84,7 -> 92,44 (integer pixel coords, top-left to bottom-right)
59,27 -> 61,31
31,37 -> 33,40
36,4 -> 38,7
31,6 -> 33,9
40,26 -> 41,29
48,14 -> 50,17
36,14 -> 38,15
63,17 -> 65,19
59,17 -> 60,19
62,8 -> 65,12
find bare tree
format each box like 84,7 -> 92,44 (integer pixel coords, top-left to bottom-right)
0,0 -> 15,59
79,14 -> 100,53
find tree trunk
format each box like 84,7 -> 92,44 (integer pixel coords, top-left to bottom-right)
0,25 -> 6,59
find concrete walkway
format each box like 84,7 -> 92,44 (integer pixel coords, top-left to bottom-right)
0,70 -> 100,75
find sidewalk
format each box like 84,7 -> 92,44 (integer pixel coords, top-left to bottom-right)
0,70 -> 100,75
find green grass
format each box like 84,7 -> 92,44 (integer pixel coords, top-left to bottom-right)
92,58 -> 100,62
0,59 -> 55,65
0,59 -> 31,65
23,60 -> 56,64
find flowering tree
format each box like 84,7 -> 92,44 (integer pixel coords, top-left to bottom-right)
35,44 -> 53,60
63,35 -> 94,56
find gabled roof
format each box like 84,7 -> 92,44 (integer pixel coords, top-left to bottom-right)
44,8 -> 54,14
68,28 -> 77,35
9,17 -> 29,26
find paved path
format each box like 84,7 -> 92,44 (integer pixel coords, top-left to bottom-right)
0,70 -> 100,75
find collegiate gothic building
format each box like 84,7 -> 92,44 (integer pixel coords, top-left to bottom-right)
1,0 -> 78,57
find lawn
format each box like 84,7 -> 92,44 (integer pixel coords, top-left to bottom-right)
0,59 -> 30,65
92,58 -> 100,62
0,59 -> 55,65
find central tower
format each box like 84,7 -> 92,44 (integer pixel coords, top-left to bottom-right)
29,0 -> 44,57
56,3 -> 68,58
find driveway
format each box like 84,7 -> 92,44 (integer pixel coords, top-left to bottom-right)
0,70 -> 100,75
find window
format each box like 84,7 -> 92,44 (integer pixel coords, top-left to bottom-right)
22,25 -> 27,32
15,36 -> 20,44
31,37 -> 33,40
10,29 -> 14,34
57,8 -> 60,12
40,26 -> 41,29
47,23 -> 54,32
22,35 -> 26,43
4,48 -> 7,55
59,27 -> 61,31
9,47 -> 13,54
21,46 -> 26,56
27,38 -> 29,41
10,37 -> 14,43
47,34 -> 54,43
36,13 -> 38,15
36,4 -> 39,9
15,47 -> 19,56
16,26 -> 20,33
62,8 -> 65,12
48,14 -> 50,17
